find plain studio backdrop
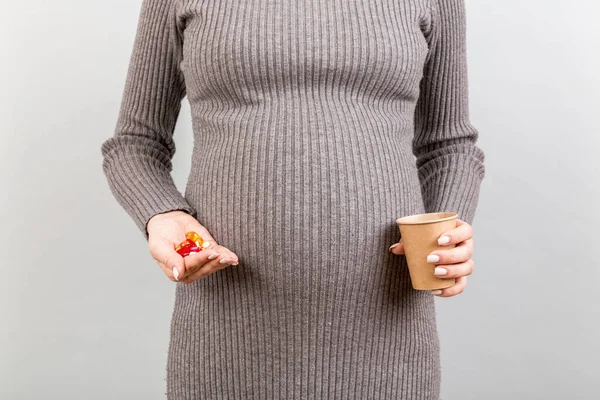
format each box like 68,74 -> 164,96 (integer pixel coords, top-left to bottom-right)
1,0 -> 598,399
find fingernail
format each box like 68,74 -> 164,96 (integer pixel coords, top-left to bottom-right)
434,267 -> 447,276
208,252 -> 218,260
432,289 -> 442,295
202,241 -> 211,249
427,254 -> 440,263
231,261 -> 239,266
219,258 -> 232,264
389,243 -> 399,251
438,235 -> 451,245
173,267 -> 180,281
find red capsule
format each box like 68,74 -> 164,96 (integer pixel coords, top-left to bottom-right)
175,239 -> 201,257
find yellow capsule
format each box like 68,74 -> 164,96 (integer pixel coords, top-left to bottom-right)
186,231 -> 208,249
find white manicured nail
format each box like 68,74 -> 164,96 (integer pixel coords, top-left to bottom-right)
202,241 -> 211,249
432,290 -> 442,295
173,267 -> 180,281
219,258 -> 232,264
438,235 -> 450,245
427,254 -> 440,263
208,252 -> 219,260
389,243 -> 399,251
434,267 -> 447,276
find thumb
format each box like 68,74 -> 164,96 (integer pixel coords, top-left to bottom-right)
389,238 -> 405,255
150,238 -> 186,281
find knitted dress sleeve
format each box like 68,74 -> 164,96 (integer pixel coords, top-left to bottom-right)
412,0 -> 486,226
100,0 -> 196,240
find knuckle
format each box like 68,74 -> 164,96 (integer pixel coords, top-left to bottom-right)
185,260 -> 202,271
166,256 -> 179,269
460,246 -> 471,261
461,260 -> 473,276
448,253 -> 460,264
467,246 -> 474,258
440,266 -> 454,278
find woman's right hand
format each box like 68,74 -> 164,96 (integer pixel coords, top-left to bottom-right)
146,210 -> 239,284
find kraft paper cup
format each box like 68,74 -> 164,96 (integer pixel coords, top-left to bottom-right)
396,212 -> 458,290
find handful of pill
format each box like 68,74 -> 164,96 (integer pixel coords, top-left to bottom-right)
175,231 -> 210,257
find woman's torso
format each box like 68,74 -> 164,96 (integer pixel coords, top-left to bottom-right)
169,1 -> 439,397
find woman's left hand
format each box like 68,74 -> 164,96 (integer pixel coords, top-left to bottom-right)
389,218 -> 475,297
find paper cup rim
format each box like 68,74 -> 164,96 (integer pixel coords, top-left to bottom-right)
396,212 -> 457,225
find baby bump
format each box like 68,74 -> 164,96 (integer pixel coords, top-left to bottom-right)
182,135 -> 425,288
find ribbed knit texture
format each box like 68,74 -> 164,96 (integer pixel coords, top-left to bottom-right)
100,0 -> 485,398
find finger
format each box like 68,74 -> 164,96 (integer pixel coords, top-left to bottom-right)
181,244 -> 241,284
149,238 -> 185,281
180,249 -> 220,278
212,245 -> 239,265
436,218 -> 473,247
179,242 -> 239,282
389,239 -> 405,255
427,238 -> 473,265
433,258 -> 474,279
433,276 -> 467,297
156,260 -> 179,282
181,257 -> 237,284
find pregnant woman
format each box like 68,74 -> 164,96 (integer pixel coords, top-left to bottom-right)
100,0 -> 486,398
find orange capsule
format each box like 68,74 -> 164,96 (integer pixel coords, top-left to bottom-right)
185,231 -> 209,249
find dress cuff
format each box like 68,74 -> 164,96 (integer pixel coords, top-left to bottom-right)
417,148 -> 485,226
101,142 -> 197,240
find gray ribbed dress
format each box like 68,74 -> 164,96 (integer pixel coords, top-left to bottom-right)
100,0 -> 486,398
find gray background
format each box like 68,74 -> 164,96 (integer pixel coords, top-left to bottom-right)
1,0 -> 598,399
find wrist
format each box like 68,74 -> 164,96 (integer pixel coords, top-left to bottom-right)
147,209 -> 192,230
